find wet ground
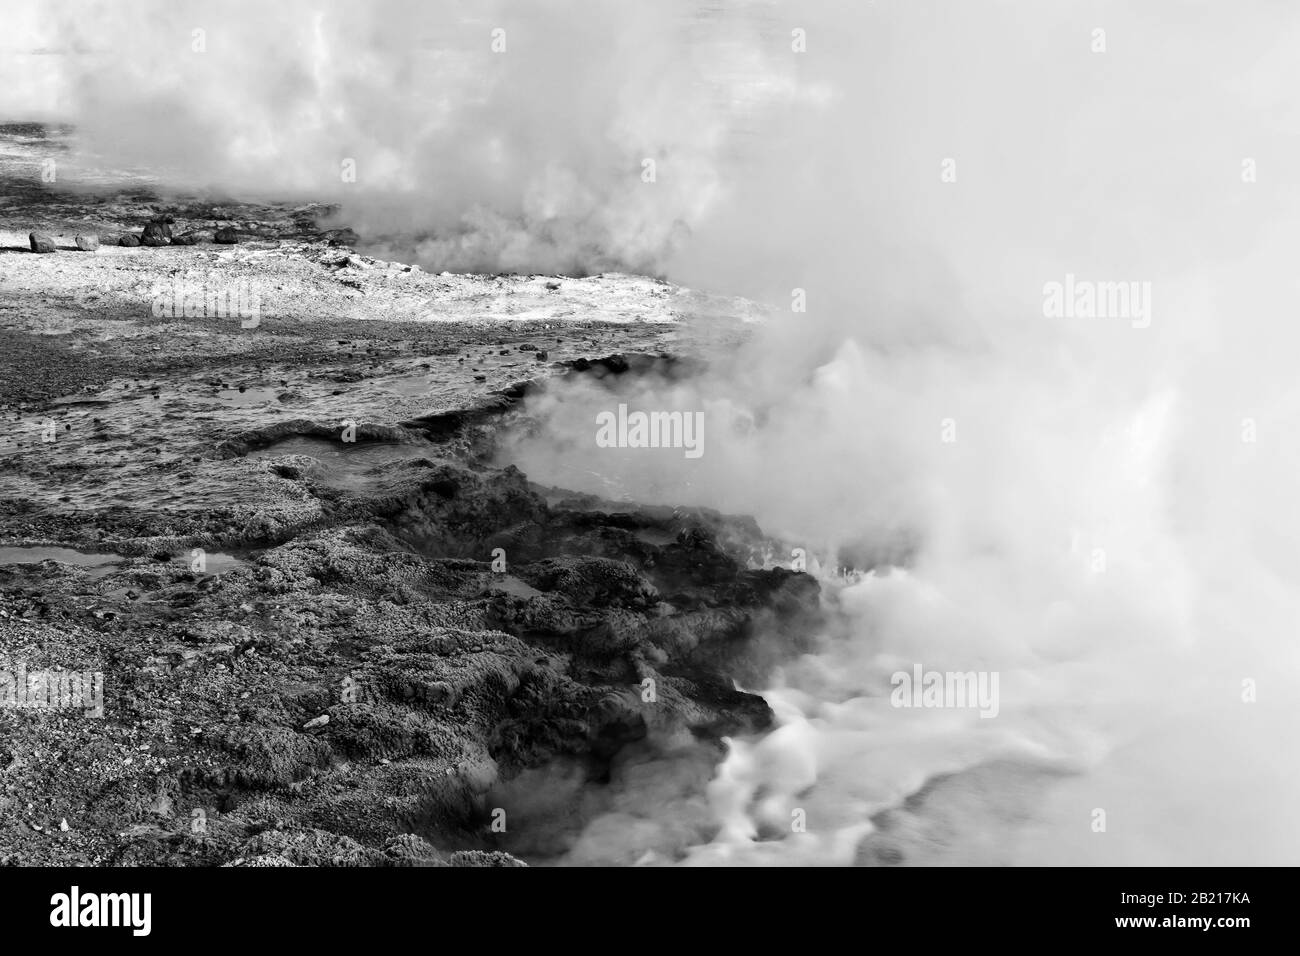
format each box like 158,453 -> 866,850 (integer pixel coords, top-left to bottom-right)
0,156 -> 817,866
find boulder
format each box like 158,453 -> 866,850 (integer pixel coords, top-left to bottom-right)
74,234 -> 99,251
29,233 -> 56,253
171,232 -> 200,246
214,227 -> 240,244
119,234 -> 141,247
140,235 -> 170,247
142,221 -> 171,243
322,227 -> 359,246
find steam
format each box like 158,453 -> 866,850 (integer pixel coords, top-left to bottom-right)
501,2 -> 1300,864
10,0 -> 1300,863
12,0 -> 814,275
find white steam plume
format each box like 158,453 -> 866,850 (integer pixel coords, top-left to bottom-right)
9,0 -> 1300,864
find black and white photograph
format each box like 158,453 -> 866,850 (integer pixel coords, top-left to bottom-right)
0,0 -> 1290,935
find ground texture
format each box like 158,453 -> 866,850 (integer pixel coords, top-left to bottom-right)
0,175 -> 817,866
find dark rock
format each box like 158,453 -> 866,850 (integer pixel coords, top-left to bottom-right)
383,834 -> 441,866
28,233 -> 56,253
140,235 -> 170,247
322,228 -> 359,247
142,221 -> 172,242
119,234 -> 141,247
74,234 -> 99,251
214,228 -> 240,244
171,232 -> 199,246
522,557 -> 659,609
447,850 -> 527,868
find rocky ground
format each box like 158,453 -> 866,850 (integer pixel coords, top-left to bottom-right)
0,159 -> 820,866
